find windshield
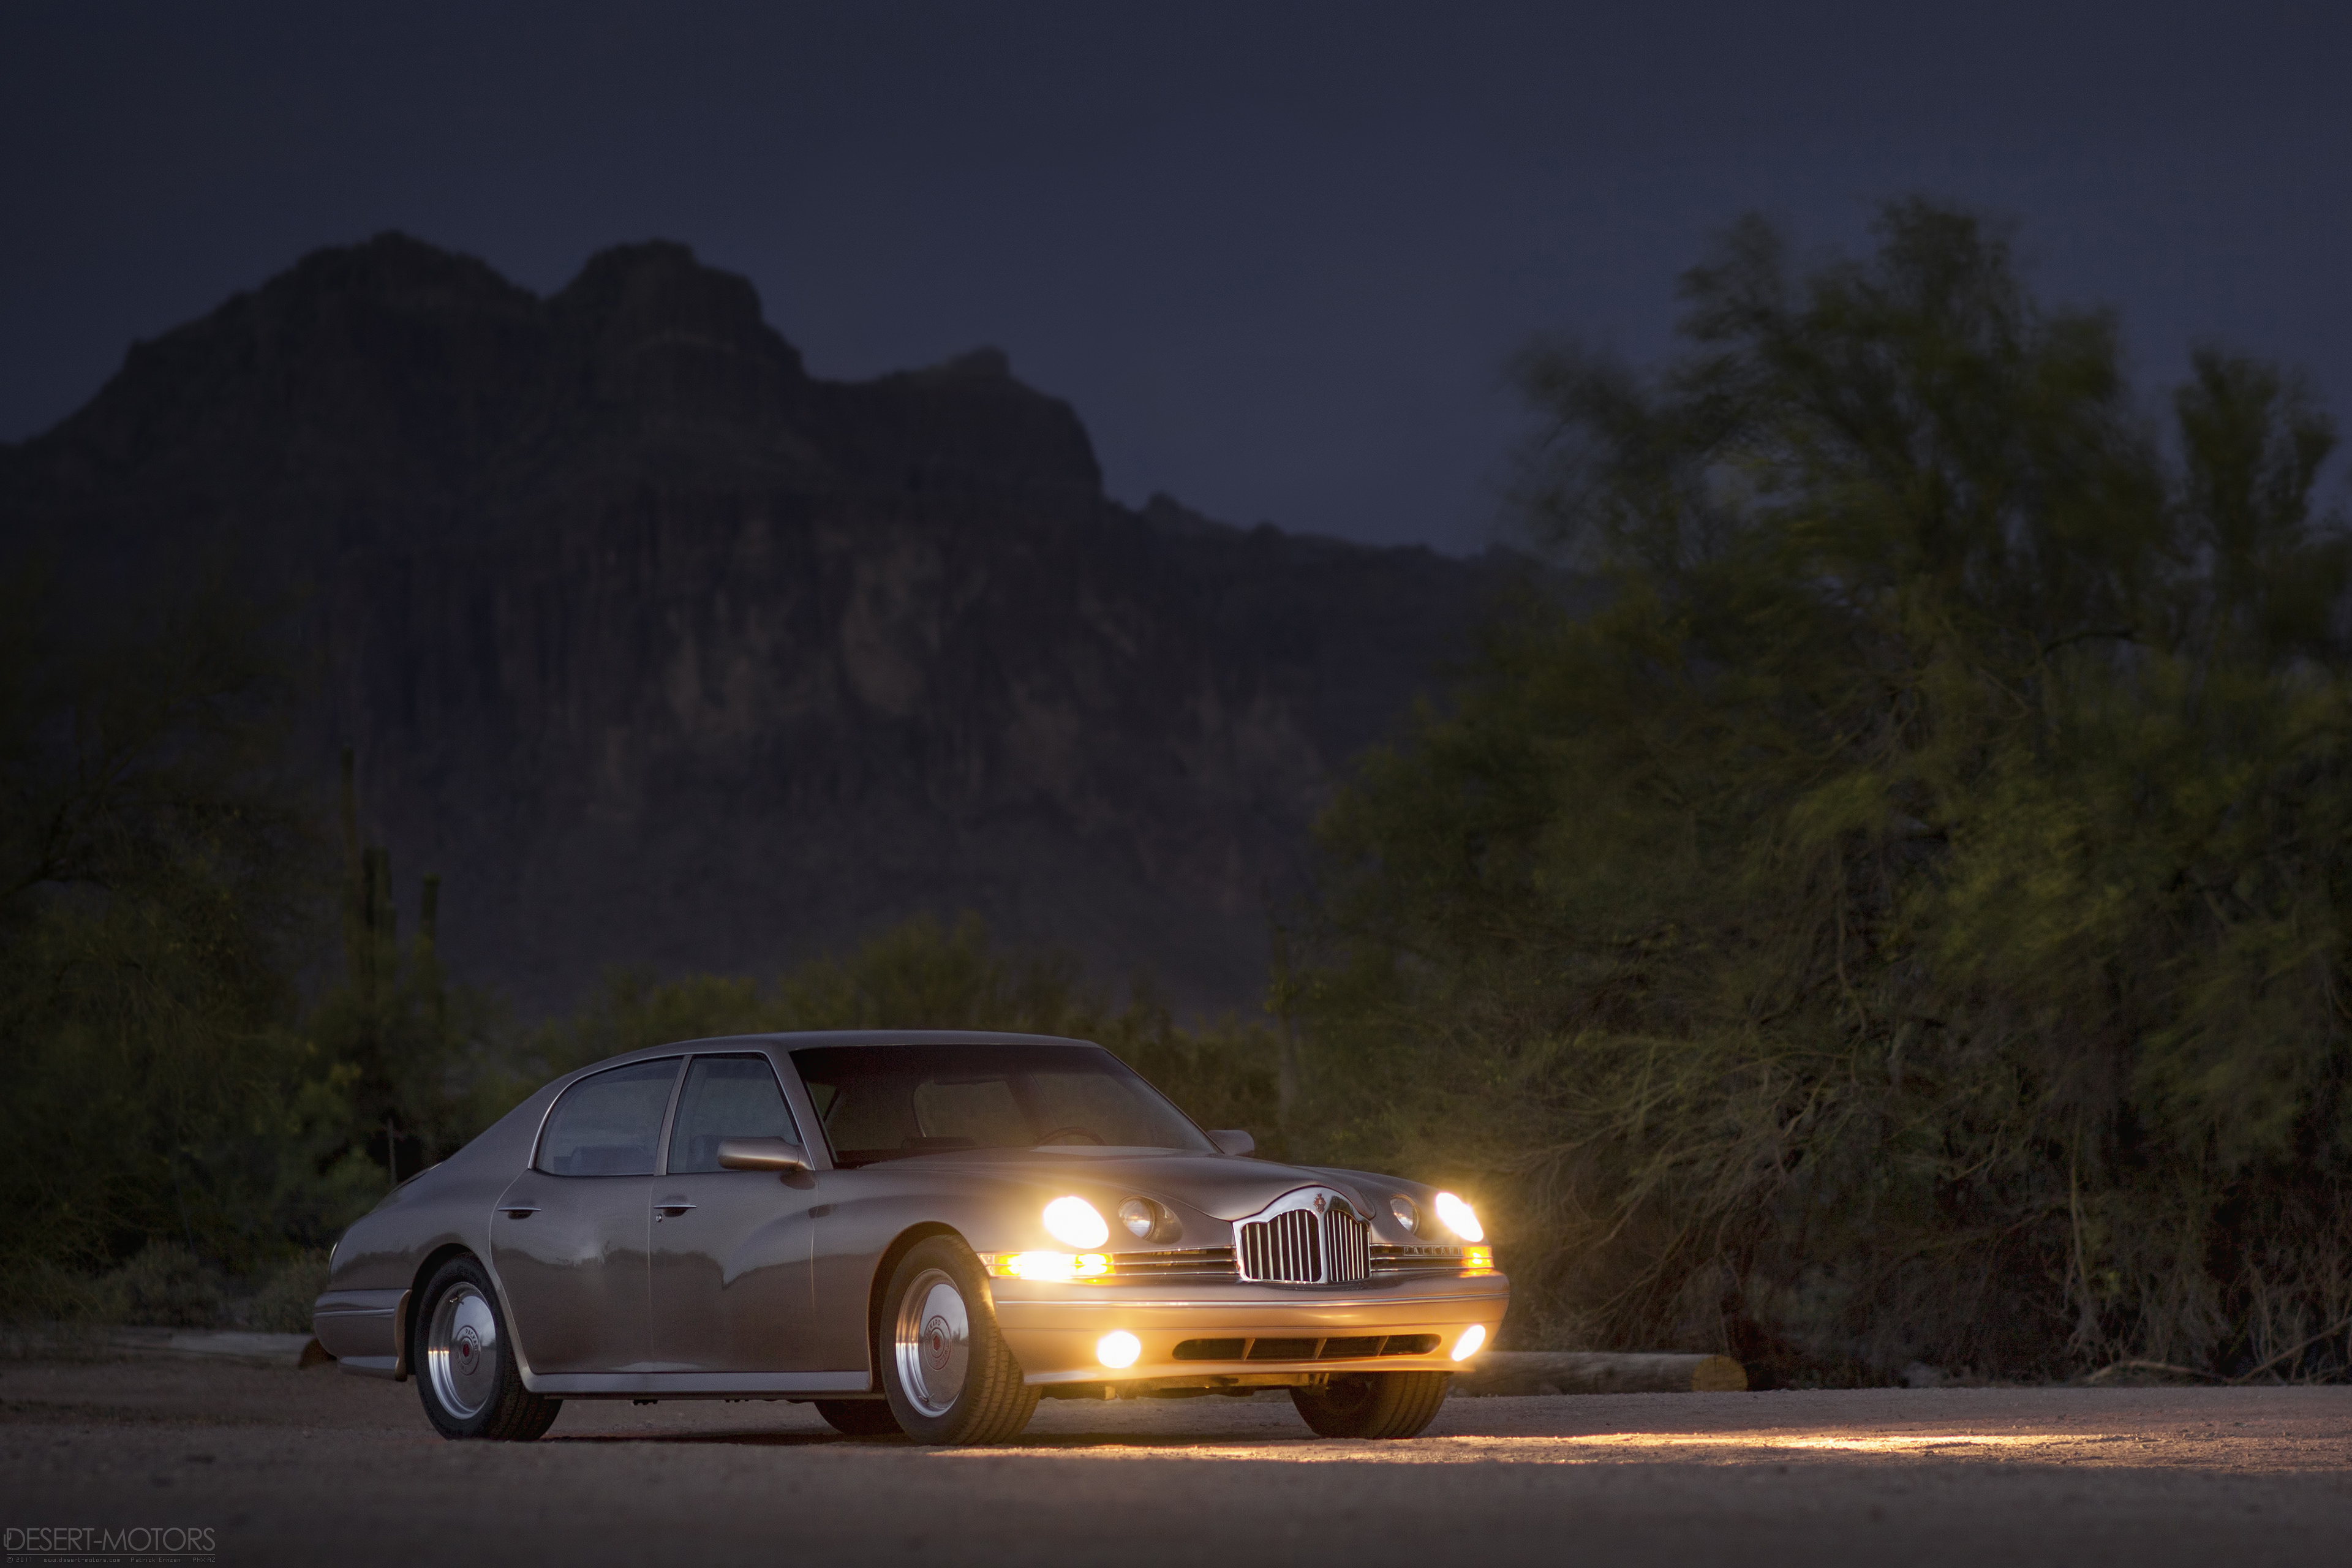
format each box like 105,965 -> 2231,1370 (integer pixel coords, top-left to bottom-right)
790,1043 -> 1215,1167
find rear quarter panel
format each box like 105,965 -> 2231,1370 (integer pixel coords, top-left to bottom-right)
312,1081 -> 562,1368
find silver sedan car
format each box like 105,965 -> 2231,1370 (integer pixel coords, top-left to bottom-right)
314,1031 -> 1507,1444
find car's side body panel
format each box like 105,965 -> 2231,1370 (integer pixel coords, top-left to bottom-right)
647,1167 -> 823,1372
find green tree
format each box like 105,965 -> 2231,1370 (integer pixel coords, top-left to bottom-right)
0,566 -> 370,1291
1289,202 -> 2352,1381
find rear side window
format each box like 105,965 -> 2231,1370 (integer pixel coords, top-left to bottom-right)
537,1058 -> 681,1176
668,1055 -> 802,1174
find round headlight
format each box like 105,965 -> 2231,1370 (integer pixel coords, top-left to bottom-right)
1118,1198 -> 1157,1239
1043,1196 -> 1110,1250
1389,1196 -> 1419,1234
1096,1330 -> 1142,1369
1433,1191 -> 1483,1243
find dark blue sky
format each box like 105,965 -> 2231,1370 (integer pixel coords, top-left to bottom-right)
4,1 -> 2346,551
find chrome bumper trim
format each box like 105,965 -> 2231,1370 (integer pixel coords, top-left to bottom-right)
995,1290 -> 1504,1311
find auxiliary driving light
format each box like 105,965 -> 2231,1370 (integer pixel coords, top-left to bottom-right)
1096,1330 -> 1142,1369
1044,1196 -> 1110,1249
1450,1324 -> 1488,1362
1433,1191 -> 1484,1243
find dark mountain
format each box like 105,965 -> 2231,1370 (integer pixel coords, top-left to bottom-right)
0,235 -> 1522,1017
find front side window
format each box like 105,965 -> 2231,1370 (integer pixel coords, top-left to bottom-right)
668,1054 -> 802,1174
537,1058 -> 680,1177
790,1043 -> 1215,1167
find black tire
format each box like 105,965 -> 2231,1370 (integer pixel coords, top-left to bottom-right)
877,1236 -> 1039,1446
412,1256 -> 562,1441
1290,1371 -> 1451,1439
813,1399 -> 903,1436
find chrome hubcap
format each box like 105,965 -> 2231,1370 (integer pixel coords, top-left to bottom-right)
426,1282 -> 500,1421
892,1269 -> 970,1417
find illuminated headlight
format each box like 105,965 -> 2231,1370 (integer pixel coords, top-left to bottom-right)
1389,1196 -> 1419,1234
989,1251 -> 1111,1281
1096,1331 -> 1142,1369
1043,1196 -> 1110,1249
1433,1191 -> 1483,1243
1450,1324 -> 1487,1362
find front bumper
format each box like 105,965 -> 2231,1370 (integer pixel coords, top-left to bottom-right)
989,1272 -> 1510,1387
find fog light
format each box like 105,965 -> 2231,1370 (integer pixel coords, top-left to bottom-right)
1097,1330 -> 1142,1369
1450,1324 -> 1487,1362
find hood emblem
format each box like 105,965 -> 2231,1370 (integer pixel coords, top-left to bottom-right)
1313,1193 -> 1327,1213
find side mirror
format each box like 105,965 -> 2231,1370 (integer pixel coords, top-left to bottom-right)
717,1137 -> 810,1172
1210,1129 -> 1256,1158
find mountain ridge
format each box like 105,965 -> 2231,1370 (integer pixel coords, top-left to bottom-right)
2,233 -> 1526,1017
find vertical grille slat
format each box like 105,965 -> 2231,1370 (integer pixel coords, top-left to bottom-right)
1235,1191 -> 1372,1286
1327,1208 -> 1369,1284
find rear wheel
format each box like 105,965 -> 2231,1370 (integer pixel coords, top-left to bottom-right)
813,1399 -> 902,1436
413,1256 -> 561,1441
878,1237 -> 1038,1446
1290,1371 -> 1450,1439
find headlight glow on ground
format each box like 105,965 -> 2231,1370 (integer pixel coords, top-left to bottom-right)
1096,1331 -> 1142,1369
1433,1191 -> 1484,1243
1044,1196 -> 1110,1249
1450,1324 -> 1488,1362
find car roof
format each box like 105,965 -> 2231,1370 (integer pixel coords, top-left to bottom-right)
568,1029 -> 1104,1078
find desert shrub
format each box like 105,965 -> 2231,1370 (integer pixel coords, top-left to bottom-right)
100,1242 -> 225,1328
243,1249 -> 332,1333
1287,202 -> 2352,1381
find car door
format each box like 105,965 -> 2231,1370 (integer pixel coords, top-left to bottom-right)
648,1052 -> 826,1371
490,1056 -> 681,1376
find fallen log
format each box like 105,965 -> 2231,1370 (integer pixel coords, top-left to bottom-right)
1454,1351 -> 1749,1396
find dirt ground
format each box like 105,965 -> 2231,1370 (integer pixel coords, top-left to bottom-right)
2,1358 -> 2348,1567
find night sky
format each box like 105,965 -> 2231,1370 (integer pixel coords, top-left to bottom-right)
4,1 -> 2346,553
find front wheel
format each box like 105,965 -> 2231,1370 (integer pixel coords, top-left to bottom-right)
1290,1371 -> 1450,1439
413,1256 -> 561,1441
878,1237 -> 1038,1445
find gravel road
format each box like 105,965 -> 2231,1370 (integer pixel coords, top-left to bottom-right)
4,1359 -> 2348,1566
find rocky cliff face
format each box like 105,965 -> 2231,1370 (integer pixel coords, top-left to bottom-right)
1,235 -> 1518,1017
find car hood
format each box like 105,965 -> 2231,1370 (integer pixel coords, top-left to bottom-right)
865,1147 -> 1396,1221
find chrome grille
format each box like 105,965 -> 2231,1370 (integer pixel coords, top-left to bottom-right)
1370,1243 -> 1471,1276
1240,1208 -> 1318,1281
1107,1247 -> 1238,1282
1235,1193 -> 1371,1285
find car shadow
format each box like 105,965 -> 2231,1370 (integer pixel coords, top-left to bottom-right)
548,1432 -> 861,1446
547,1429 -> 1330,1449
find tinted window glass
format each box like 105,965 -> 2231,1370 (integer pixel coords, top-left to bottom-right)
668,1055 -> 801,1174
789,1044 -> 1214,1167
537,1058 -> 680,1176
